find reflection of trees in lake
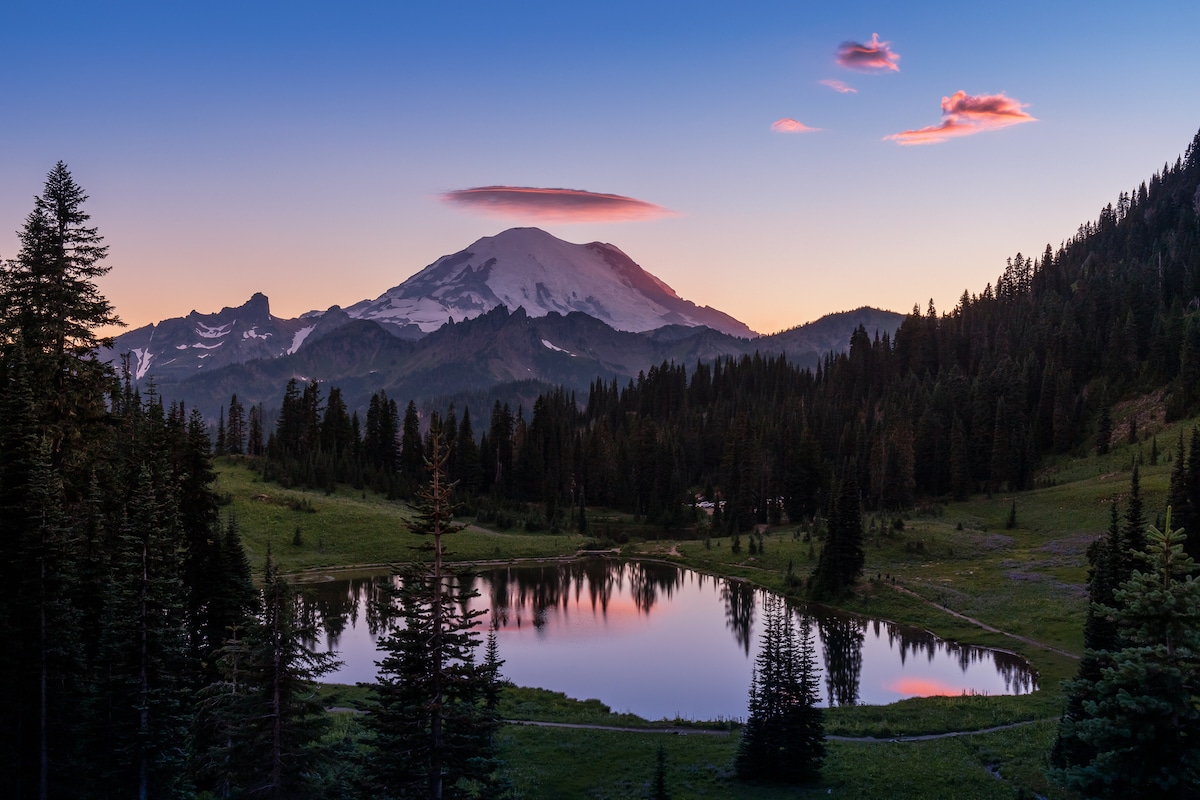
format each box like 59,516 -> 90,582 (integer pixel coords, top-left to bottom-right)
992,651 -> 1037,694
295,574 -> 408,652
297,576 -> 369,650
480,559 -> 681,629
819,614 -> 864,707
885,619 -> 938,667
876,615 -> 1039,695
303,562 -> 1040,702
721,580 -> 757,655
627,561 -> 681,613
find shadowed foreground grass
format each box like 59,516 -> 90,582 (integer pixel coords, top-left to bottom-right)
496,719 -> 1070,799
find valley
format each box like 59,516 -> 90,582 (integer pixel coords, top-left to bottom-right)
213,411 -> 1168,798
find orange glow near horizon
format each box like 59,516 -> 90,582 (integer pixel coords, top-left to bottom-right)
440,186 -> 676,223
888,677 -> 970,697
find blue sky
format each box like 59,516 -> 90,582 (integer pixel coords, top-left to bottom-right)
3,1 -> 1198,334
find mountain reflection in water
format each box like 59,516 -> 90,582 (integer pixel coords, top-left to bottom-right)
296,560 -> 1036,721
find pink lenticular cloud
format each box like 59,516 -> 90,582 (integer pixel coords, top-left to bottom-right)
819,79 -> 857,94
770,118 -> 819,134
440,186 -> 675,222
836,33 -> 900,72
885,91 -> 1036,145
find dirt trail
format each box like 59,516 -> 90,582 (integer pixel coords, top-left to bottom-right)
504,718 -> 1051,742
890,585 -> 1079,660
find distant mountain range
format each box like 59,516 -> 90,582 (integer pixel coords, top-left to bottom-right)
102,227 -> 902,417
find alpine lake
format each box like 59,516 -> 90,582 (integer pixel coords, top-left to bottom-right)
296,559 -> 1037,722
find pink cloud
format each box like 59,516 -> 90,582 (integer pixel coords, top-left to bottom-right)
836,33 -> 900,72
440,186 -> 675,222
770,118 -> 819,134
819,79 -> 857,94
885,91 -> 1036,145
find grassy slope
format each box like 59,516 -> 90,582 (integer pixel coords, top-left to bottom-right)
214,458 -> 584,572
217,415 -> 1188,799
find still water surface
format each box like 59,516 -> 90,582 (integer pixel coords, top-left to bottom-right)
297,560 -> 1036,721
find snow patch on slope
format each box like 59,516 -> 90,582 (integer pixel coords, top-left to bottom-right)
288,325 -> 316,355
541,339 -> 576,357
131,348 -> 153,380
195,322 -> 232,339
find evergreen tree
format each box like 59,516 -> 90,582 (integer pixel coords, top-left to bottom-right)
366,427 -> 504,799
216,407 -> 227,456
455,406 -> 481,496
735,594 -> 824,784
247,403 -> 265,457
809,473 -> 864,599
10,442 -> 88,798
226,394 -> 246,455
91,467 -> 195,799
1096,404 -> 1111,455
399,399 -> 424,495
1056,509 -> 1200,798
1053,498 -> 1123,769
0,162 -> 122,476
197,552 -> 338,799
652,743 -> 670,800
1119,465 -> 1146,582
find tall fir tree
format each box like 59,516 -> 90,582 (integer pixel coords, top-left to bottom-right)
226,394 -> 246,455
735,594 -> 824,784
366,426 -> 504,799
399,399 -> 425,496
0,161 -> 122,480
809,472 -> 864,599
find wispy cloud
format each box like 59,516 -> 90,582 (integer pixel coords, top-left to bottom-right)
770,118 -> 819,134
836,33 -> 900,72
440,186 -> 675,222
819,79 -> 857,94
885,91 -> 1036,145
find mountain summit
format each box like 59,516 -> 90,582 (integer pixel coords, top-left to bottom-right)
344,227 -> 758,338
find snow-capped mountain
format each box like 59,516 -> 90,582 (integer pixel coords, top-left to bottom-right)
101,293 -> 321,383
344,227 -> 758,338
